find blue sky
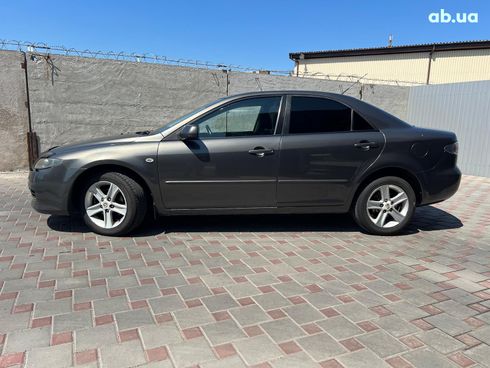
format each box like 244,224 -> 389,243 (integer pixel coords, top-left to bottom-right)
1,0 -> 488,71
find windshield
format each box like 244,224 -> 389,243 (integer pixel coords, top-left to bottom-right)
152,99 -> 224,134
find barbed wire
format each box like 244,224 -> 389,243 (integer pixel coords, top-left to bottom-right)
0,39 -> 425,86
0,39 -> 292,75
296,71 -> 426,86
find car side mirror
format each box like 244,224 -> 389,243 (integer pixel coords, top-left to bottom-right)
179,124 -> 198,140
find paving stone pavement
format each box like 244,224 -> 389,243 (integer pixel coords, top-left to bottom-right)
0,172 -> 489,368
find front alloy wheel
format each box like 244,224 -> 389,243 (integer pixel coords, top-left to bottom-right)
84,181 -> 128,229
81,172 -> 147,236
353,176 -> 415,235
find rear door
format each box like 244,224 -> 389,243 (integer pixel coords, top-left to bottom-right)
277,95 -> 384,207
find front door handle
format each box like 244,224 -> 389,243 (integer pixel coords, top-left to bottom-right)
248,147 -> 274,157
354,141 -> 379,150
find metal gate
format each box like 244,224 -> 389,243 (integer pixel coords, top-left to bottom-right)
407,80 -> 490,177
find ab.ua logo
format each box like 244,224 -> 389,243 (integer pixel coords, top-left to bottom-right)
429,9 -> 478,23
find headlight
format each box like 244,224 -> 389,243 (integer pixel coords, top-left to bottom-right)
34,158 -> 62,170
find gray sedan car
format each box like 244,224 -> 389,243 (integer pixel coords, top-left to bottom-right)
29,91 -> 461,236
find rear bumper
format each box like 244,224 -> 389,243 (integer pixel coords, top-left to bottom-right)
28,169 -> 71,216
418,163 -> 461,206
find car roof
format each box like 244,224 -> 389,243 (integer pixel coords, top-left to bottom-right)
221,90 -> 411,130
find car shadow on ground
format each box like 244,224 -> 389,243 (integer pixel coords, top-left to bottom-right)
47,205 -> 462,237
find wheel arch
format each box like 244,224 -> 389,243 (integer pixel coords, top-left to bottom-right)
350,167 -> 423,209
69,164 -> 154,214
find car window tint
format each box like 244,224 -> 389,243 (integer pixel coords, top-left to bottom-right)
196,97 -> 281,138
289,97 -> 351,134
353,111 -> 374,131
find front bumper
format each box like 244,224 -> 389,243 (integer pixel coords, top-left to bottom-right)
28,168 -> 71,216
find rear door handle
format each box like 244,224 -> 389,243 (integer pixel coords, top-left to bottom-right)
354,141 -> 379,150
248,147 -> 274,157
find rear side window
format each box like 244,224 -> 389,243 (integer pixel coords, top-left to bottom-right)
288,96 -> 375,134
353,111 -> 374,131
289,97 -> 351,134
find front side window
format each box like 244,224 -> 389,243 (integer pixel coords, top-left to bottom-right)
195,97 -> 281,138
289,97 -> 352,134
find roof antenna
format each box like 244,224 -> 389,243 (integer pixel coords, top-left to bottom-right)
388,34 -> 393,48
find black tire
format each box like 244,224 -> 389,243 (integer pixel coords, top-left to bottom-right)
353,176 -> 416,235
81,172 -> 147,236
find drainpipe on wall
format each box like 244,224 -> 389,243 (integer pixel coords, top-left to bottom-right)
21,51 -> 38,169
299,53 -> 305,77
426,45 -> 436,85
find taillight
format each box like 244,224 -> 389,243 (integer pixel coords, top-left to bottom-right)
444,142 -> 458,155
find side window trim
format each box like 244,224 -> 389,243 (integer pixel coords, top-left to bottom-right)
284,94 -> 376,135
350,109 -> 354,131
283,94 -> 292,136
274,95 -> 286,135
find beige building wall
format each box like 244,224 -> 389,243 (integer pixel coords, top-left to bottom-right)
429,49 -> 490,84
295,49 -> 490,86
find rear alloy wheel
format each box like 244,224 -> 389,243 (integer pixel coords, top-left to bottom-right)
353,176 -> 415,235
81,172 -> 147,236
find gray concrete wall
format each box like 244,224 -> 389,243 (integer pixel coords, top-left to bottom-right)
0,51 -> 29,170
26,53 -> 410,152
2,49 -> 487,177
0,50 -> 410,170
26,55 -> 227,151
229,72 -> 410,120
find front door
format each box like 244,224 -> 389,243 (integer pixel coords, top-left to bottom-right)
158,96 -> 283,209
278,95 -> 385,207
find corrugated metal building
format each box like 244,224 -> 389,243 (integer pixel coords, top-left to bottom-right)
407,80 -> 490,177
290,41 -> 490,86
